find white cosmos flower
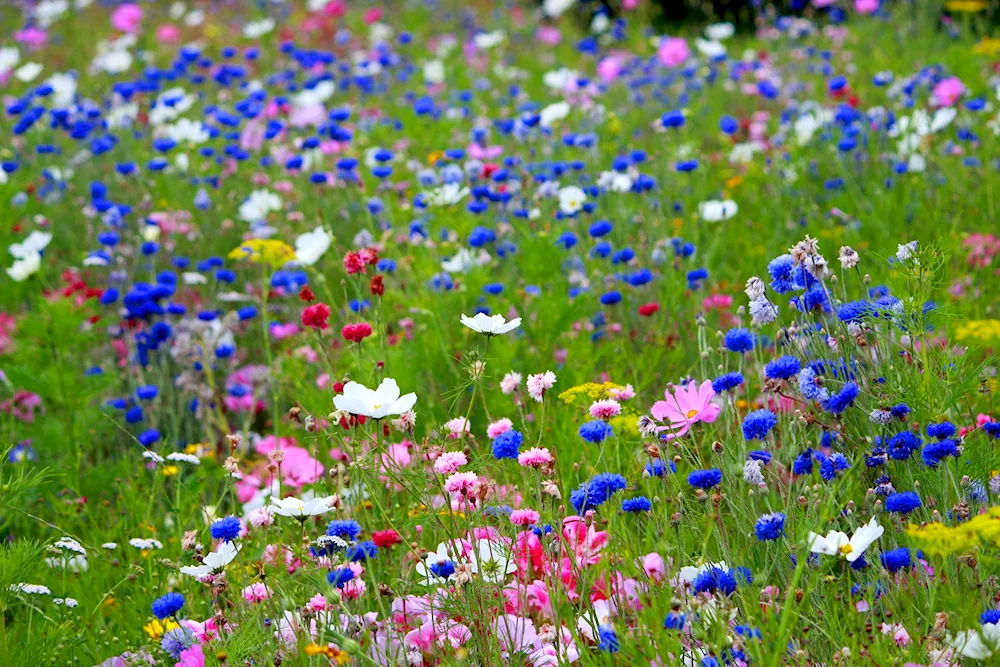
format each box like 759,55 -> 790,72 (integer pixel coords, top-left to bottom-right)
694,38 -> 727,58
473,30 -> 505,49
597,171 -> 633,193
268,495 -> 336,519
239,189 -> 282,223
698,200 -> 738,222
163,118 -> 210,144
807,517 -> 883,563
243,18 -> 275,38
423,59 -> 445,84
441,247 -> 488,274
461,312 -> 521,336
543,0 -> 576,18
7,253 -> 41,282
333,378 -> 417,419
15,62 -> 43,82
414,542 -> 465,584
423,183 -> 470,207
705,22 -> 735,40
10,231 -> 52,259
543,67 -> 577,91
539,101 -> 570,127
294,226 -> 332,265
179,541 -> 242,578
468,539 -> 516,584
0,47 -> 20,76
47,72 -> 77,108
949,623 -> 1000,660
558,185 -> 586,215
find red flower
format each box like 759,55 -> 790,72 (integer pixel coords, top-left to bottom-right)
301,303 -> 331,330
370,275 -> 384,297
359,247 -> 379,265
298,285 -> 315,303
371,529 -> 402,549
638,303 -> 660,317
343,251 -> 366,275
341,322 -> 373,343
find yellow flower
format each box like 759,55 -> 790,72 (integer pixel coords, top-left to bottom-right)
973,37 -> 1000,56
906,507 -> 1000,556
228,239 -> 295,269
609,415 -> 639,436
162,465 -> 180,477
725,176 -> 743,189
954,319 -> 1000,346
304,644 -> 349,662
558,382 -> 624,406
426,151 -> 445,166
143,618 -> 179,640
946,0 -> 986,11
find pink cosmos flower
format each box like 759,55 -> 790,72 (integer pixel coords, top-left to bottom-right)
589,399 -> 621,420
444,417 -> 471,439
657,38 -> 689,68
156,24 -> 182,44
518,447 -> 553,468
15,28 -> 48,49
642,552 -> 666,582
510,509 -> 540,526
535,26 -> 562,46
111,4 -> 143,34
933,77 -> 964,107
650,380 -> 721,439
597,55 -> 624,83
561,516 -> 607,567
855,0 -> 879,12
609,384 -> 634,401
433,451 -> 468,475
242,583 -> 273,603
176,643 -> 205,667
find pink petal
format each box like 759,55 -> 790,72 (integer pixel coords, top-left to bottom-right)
698,403 -> 722,423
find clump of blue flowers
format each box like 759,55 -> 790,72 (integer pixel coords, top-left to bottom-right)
743,410 -> 777,441
492,429 -> 524,459
209,516 -> 242,543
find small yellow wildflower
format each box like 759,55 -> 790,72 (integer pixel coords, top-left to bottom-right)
143,618 -> 179,640
726,175 -> 743,189
558,382 -> 624,406
954,319 -> 1000,346
162,465 -> 180,477
426,150 -> 446,166
228,239 -> 295,269
304,643 -> 349,662
945,0 -> 987,11
906,507 -> 1000,556
973,38 -> 1000,56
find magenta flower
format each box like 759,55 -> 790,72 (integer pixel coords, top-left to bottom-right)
111,4 -> 143,34
933,76 -> 964,107
657,37 -> 689,68
650,380 -> 721,439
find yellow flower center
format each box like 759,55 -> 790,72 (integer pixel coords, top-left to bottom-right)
686,409 -> 699,419
839,543 -> 853,555
373,403 -> 382,410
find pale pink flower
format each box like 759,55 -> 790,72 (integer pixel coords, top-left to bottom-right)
589,399 -> 621,420
433,451 -> 468,475
657,38 -> 689,68
650,380 -> 721,439
111,4 -> 143,34
247,507 -> 274,527
501,371 -> 522,395
535,26 -> 562,45
510,509 -> 540,526
642,552 -> 666,582
444,471 -> 479,494
156,24 -> 182,44
444,417 -> 471,439
933,77 -> 964,107
526,371 -> 556,402
487,418 -> 514,439
242,583 -> 273,603
609,384 -> 634,401
176,643 -> 205,667
855,0 -> 879,12
518,447 -> 553,468
881,623 -> 910,647
308,594 -> 327,611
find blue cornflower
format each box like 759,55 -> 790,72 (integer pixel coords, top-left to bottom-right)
798,367 -> 829,401
742,410 -> 777,441
209,516 -> 242,543
692,567 -> 737,596
921,439 -> 958,467
723,328 -> 755,353
754,513 -> 786,541
138,429 -> 161,447
346,540 -> 378,562
590,473 -> 627,501
927,422 -> 956,440
429,560 -> 455,579
597,626 -> 619,653
890,404 -> 911,419
880,548 -> 912,573
711,372 -> 743,394
326,519 -> 362,540
985,422 -> 1000,439
328,567 -> 355,588
888,432 -> 921,461
579,421 -> 614,444
161,627 -> 196,660
837,300 -> 872,323
767,254 -> 799,294
622,496 -> 652,513
823,382 -> 859,414
663,611 -> 687,630
492,429 -> 524,460
885,491 -> 921,514
687,468 -> 722,489
644,460 -> 675,477
748,450 -> 771,464
765,356 -> 801,380
981,609 -> 1000,625
792,449 -> 814,475
152,592 -> 185,619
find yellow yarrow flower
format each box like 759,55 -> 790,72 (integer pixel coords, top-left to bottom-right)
954,319 -> 1000,346
973,38 -> 1000,56
945,0 -> 987,11
228,239 -> 295,269
558,382 -> 624,406
906,507 -> 1000,556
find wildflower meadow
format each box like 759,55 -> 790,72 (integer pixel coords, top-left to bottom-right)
4,0 -> 1000,665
